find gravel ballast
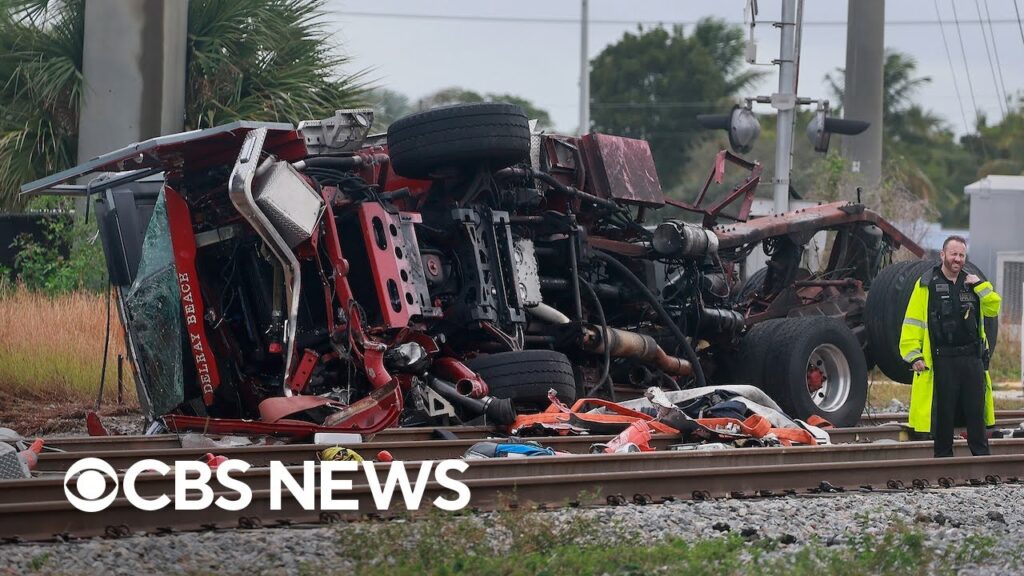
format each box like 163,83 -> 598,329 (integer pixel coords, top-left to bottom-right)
2,484 -> 1022,575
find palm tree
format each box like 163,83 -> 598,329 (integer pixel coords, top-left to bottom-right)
826,50 -> 938,137
0,0 -> 82,211
0,0 -> 367,210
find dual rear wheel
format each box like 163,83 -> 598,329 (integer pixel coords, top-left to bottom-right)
739,316 -> 867,427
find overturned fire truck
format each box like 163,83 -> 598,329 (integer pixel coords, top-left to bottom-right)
22,103 -> 998,434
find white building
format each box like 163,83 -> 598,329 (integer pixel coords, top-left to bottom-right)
966,175 -> 1024,333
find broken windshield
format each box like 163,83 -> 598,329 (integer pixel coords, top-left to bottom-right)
124,190 -> 184,416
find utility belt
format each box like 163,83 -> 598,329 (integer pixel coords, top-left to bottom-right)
933,342 -> 992,370
932,341 -> 983,358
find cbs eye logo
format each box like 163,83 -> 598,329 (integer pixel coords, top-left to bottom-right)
63,458 -> 119,512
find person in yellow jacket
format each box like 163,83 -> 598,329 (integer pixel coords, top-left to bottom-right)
899,236 -> 1001,457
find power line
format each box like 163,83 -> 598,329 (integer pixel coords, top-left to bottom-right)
332,10 -> 1021,28
591,101 -> 722,109
1015,0 -> 1024,49
982,0 -> 1010,115
934,0 -> 973,137
974,0 -> 1006,117
950,1 -> 984,131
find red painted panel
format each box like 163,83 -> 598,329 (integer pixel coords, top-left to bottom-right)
164,186 -> 221,405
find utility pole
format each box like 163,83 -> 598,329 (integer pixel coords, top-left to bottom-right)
78,1 -> 188,166
771,0 -> 798,214
842,0 -> 885,186
578,0 -> 590,135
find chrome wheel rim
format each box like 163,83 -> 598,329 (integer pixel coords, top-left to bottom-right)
806,343 -> 851,412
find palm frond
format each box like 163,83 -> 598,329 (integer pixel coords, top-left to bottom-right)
185,0 -> 369,129
0,0 -> 368,209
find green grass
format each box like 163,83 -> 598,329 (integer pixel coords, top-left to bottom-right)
287,511 -> 1007,576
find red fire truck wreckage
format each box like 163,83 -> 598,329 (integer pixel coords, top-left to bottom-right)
25,103 -> 966,440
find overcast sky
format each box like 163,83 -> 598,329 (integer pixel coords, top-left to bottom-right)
327,1 -> 1024,136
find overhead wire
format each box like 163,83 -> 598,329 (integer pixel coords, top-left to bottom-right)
982,0 -> 1010,116
950,0 -> 984,128
974,0 -> 1006,117
933,0 -> 978,149
1015,0 -> 1024,48
334,10 -> 1021,28
950,0 -> 991,158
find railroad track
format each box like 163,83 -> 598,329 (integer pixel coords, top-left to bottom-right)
6,439 -> 1024,505
23,427 -> 914,472
29,416 -> 1024,457
859,409 -> 1024,426
4,413 -> 1023,543
2,440 -> 1022,542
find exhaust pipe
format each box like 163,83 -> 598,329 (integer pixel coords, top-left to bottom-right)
425,375 -> 516,425
432,358 -> 489,398
580,325 -> 692,377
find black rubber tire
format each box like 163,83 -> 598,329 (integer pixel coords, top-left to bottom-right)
735,319 -> 787,384
760,317 -> 868,427
865,260 -> 932,384
464,350 -> 576,410
967,261 -> 1000,357
865,259 -> 999,384
733,267 -> 810,303
734,267 -> 769,302
386,103 -> 531,179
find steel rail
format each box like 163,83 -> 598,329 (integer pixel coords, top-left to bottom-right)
29,429 -> 891,472
34,426 -> 501,453
27,420 -> 1024,469
6,439 -> 1024,505
2,451 -> 1022,542
859,410 -> 1024,425
30,415 -> 1024,453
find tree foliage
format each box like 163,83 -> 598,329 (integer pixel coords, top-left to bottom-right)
0,0 -> 367,210
827,50 -> 1023,227
588,20 -> 763,190
185,0 -> 366,130
0,0 -> 83,212
413,87 -> 553,129
365,87 -> 413,132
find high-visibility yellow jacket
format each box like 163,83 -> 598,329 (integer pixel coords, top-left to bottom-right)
899,272 -> 1001,432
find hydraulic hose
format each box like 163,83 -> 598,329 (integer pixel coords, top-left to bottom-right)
292,156 -> 364,171
580,279 -> 613,399
593,250 -> 706,388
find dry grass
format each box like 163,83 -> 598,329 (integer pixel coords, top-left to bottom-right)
0,285 -> 136,406
867,321 -> 1023,412
868,379 -> 1024,411
989,322 -> 1022,383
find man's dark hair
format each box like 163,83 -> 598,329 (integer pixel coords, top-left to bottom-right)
942,235 -> 967,251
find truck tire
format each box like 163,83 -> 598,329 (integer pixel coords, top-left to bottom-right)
386,103 -> 531,179
760,317 -> 868,427
866,259 -> 998,384
734,267 -> 769,302
865,260 -> 932,383
733,267 -> 810,303
464,350 -> 576,410
736,319 -> 786,384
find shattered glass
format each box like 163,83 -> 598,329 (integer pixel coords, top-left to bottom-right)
125,191 -> 184,416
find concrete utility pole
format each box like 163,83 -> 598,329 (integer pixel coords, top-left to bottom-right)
578,0 -> 590,135
771,0 -> 799,213
841,0 -> 885,186
78,0 -> 188,165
